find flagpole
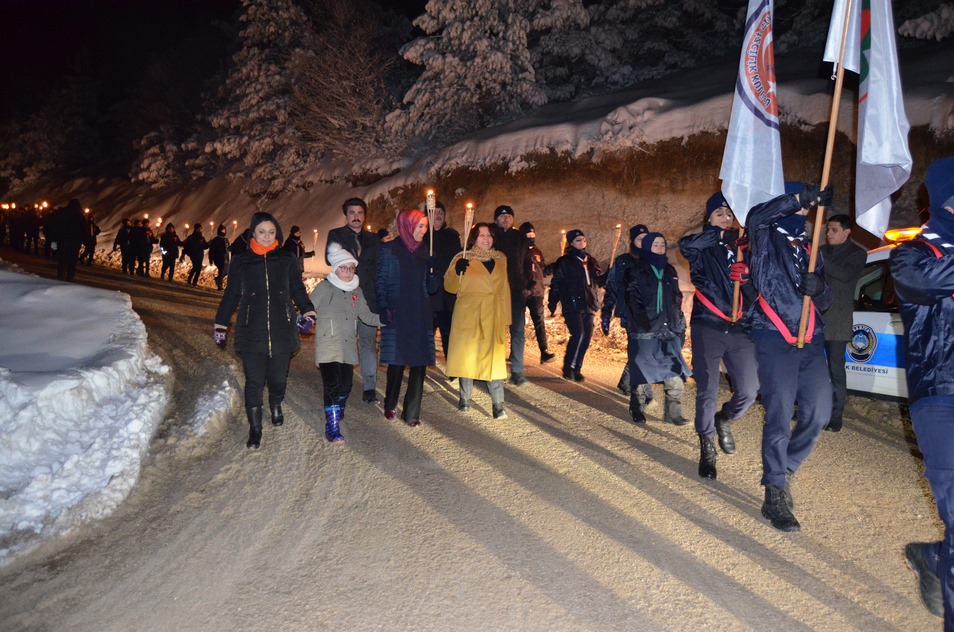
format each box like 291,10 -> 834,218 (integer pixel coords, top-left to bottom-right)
730,226 -> 746,322
796,0 -> 853,348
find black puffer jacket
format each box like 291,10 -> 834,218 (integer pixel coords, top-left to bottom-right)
215,247 -> 315,356
548,248 -> 602,315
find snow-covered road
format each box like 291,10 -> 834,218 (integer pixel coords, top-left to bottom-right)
0,248 -> 942,631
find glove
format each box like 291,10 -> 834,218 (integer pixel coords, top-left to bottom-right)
734,235 -> 749,252
600,315 -> 611,336
722,229 -> 739,246
380,307 -> 393,326
455,258 -> 470,274
213,326 -> 227,350
297,314 -> 315,334
799,183 -> 834,209
729,262 -> 750,284
801,272 -> 825,297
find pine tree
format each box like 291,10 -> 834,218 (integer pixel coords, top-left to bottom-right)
388,0 -> 549,146
191,0 -> 315,196
288,0 -> 406,165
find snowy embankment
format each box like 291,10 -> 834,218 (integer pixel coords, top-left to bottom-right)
0,265 -> 170,565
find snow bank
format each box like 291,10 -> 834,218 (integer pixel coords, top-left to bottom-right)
0,267 -> 170,565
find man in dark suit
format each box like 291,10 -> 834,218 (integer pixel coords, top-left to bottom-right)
326,197 -> 382,403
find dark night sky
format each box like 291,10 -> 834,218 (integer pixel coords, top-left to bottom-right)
0,0 -> 425,120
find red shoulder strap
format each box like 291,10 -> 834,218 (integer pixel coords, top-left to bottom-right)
757,293 -> 815,345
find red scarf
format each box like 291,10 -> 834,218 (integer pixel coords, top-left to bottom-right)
249,238 -> 279,255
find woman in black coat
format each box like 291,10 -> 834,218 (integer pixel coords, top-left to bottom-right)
214,212 -> 316,449
547,229 -> 602,382
375,208 -> 439,426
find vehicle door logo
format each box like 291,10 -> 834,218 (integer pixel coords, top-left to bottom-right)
848,324 -> 878,363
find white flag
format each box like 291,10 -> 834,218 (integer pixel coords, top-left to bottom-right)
720,0 -> 784,224
823,0 -> 861,74
824,0 -> 912,238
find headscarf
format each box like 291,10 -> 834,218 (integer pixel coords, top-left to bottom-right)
396,209 -> 426,252
640,232 -> 668,313
640,232 -> 668,268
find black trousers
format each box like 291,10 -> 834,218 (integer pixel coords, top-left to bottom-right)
241,351 -> 292,409
161,255 -> 177,281
526,295 -> 549,353
319,362 -> 354,406
825,340 -> 849,423
385,364 -> 426,421
187,256 -> 203,285
563,311 -> 594,371
434,310 -> 453,359
56,246 -> 81,281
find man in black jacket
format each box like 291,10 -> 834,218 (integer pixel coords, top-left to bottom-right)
326,197 -> 382,403
430,202 -> 462,360
819,213 -> 866,432
492,205 -> 532,385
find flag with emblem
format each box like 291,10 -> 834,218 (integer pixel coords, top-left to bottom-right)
719,0 -> 785,224
824,0 -> 912,237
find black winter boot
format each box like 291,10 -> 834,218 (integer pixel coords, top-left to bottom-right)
270,404 -> 284,426
698,435 -> 717,480
714,410 -> 736,454
761,485 -> 800,532
629,393 -> 646,424
246,406 -> 263,449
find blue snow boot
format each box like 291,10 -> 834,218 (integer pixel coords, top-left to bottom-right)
324,405 -> 343,442
336,394 -> 349,417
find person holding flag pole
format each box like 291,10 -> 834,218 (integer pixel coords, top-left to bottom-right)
678,193 -> 759,480
720,0 -> 834,532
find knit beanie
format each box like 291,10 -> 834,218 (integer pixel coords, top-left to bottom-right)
629,224 -> 649,242
494,205 -> 515,220
706,192 -> 728,219
326,242 -> 358,271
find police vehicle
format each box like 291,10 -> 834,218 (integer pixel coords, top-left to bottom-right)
844,227 -> 921,399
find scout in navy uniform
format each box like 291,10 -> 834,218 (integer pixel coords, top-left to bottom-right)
601,224 -> 650,396
739,181 -> 833,532
892,156 -> 954,624
678,193 -> 759,480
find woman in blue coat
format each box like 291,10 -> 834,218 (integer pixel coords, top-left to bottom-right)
375,209 -> 439,426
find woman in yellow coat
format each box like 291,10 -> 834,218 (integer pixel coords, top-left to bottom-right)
444,223 -> 512,419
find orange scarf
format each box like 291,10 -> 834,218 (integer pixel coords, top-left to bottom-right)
249,238 -> 279,255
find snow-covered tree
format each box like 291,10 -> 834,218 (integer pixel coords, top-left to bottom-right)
527,0 -> 593,101
288,0 -> 405,164
584,0 -> 736,86
0,77 -> 101,193
388,0 -> 549,146
899,3 -> 954,41
191,0 -> 315,197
